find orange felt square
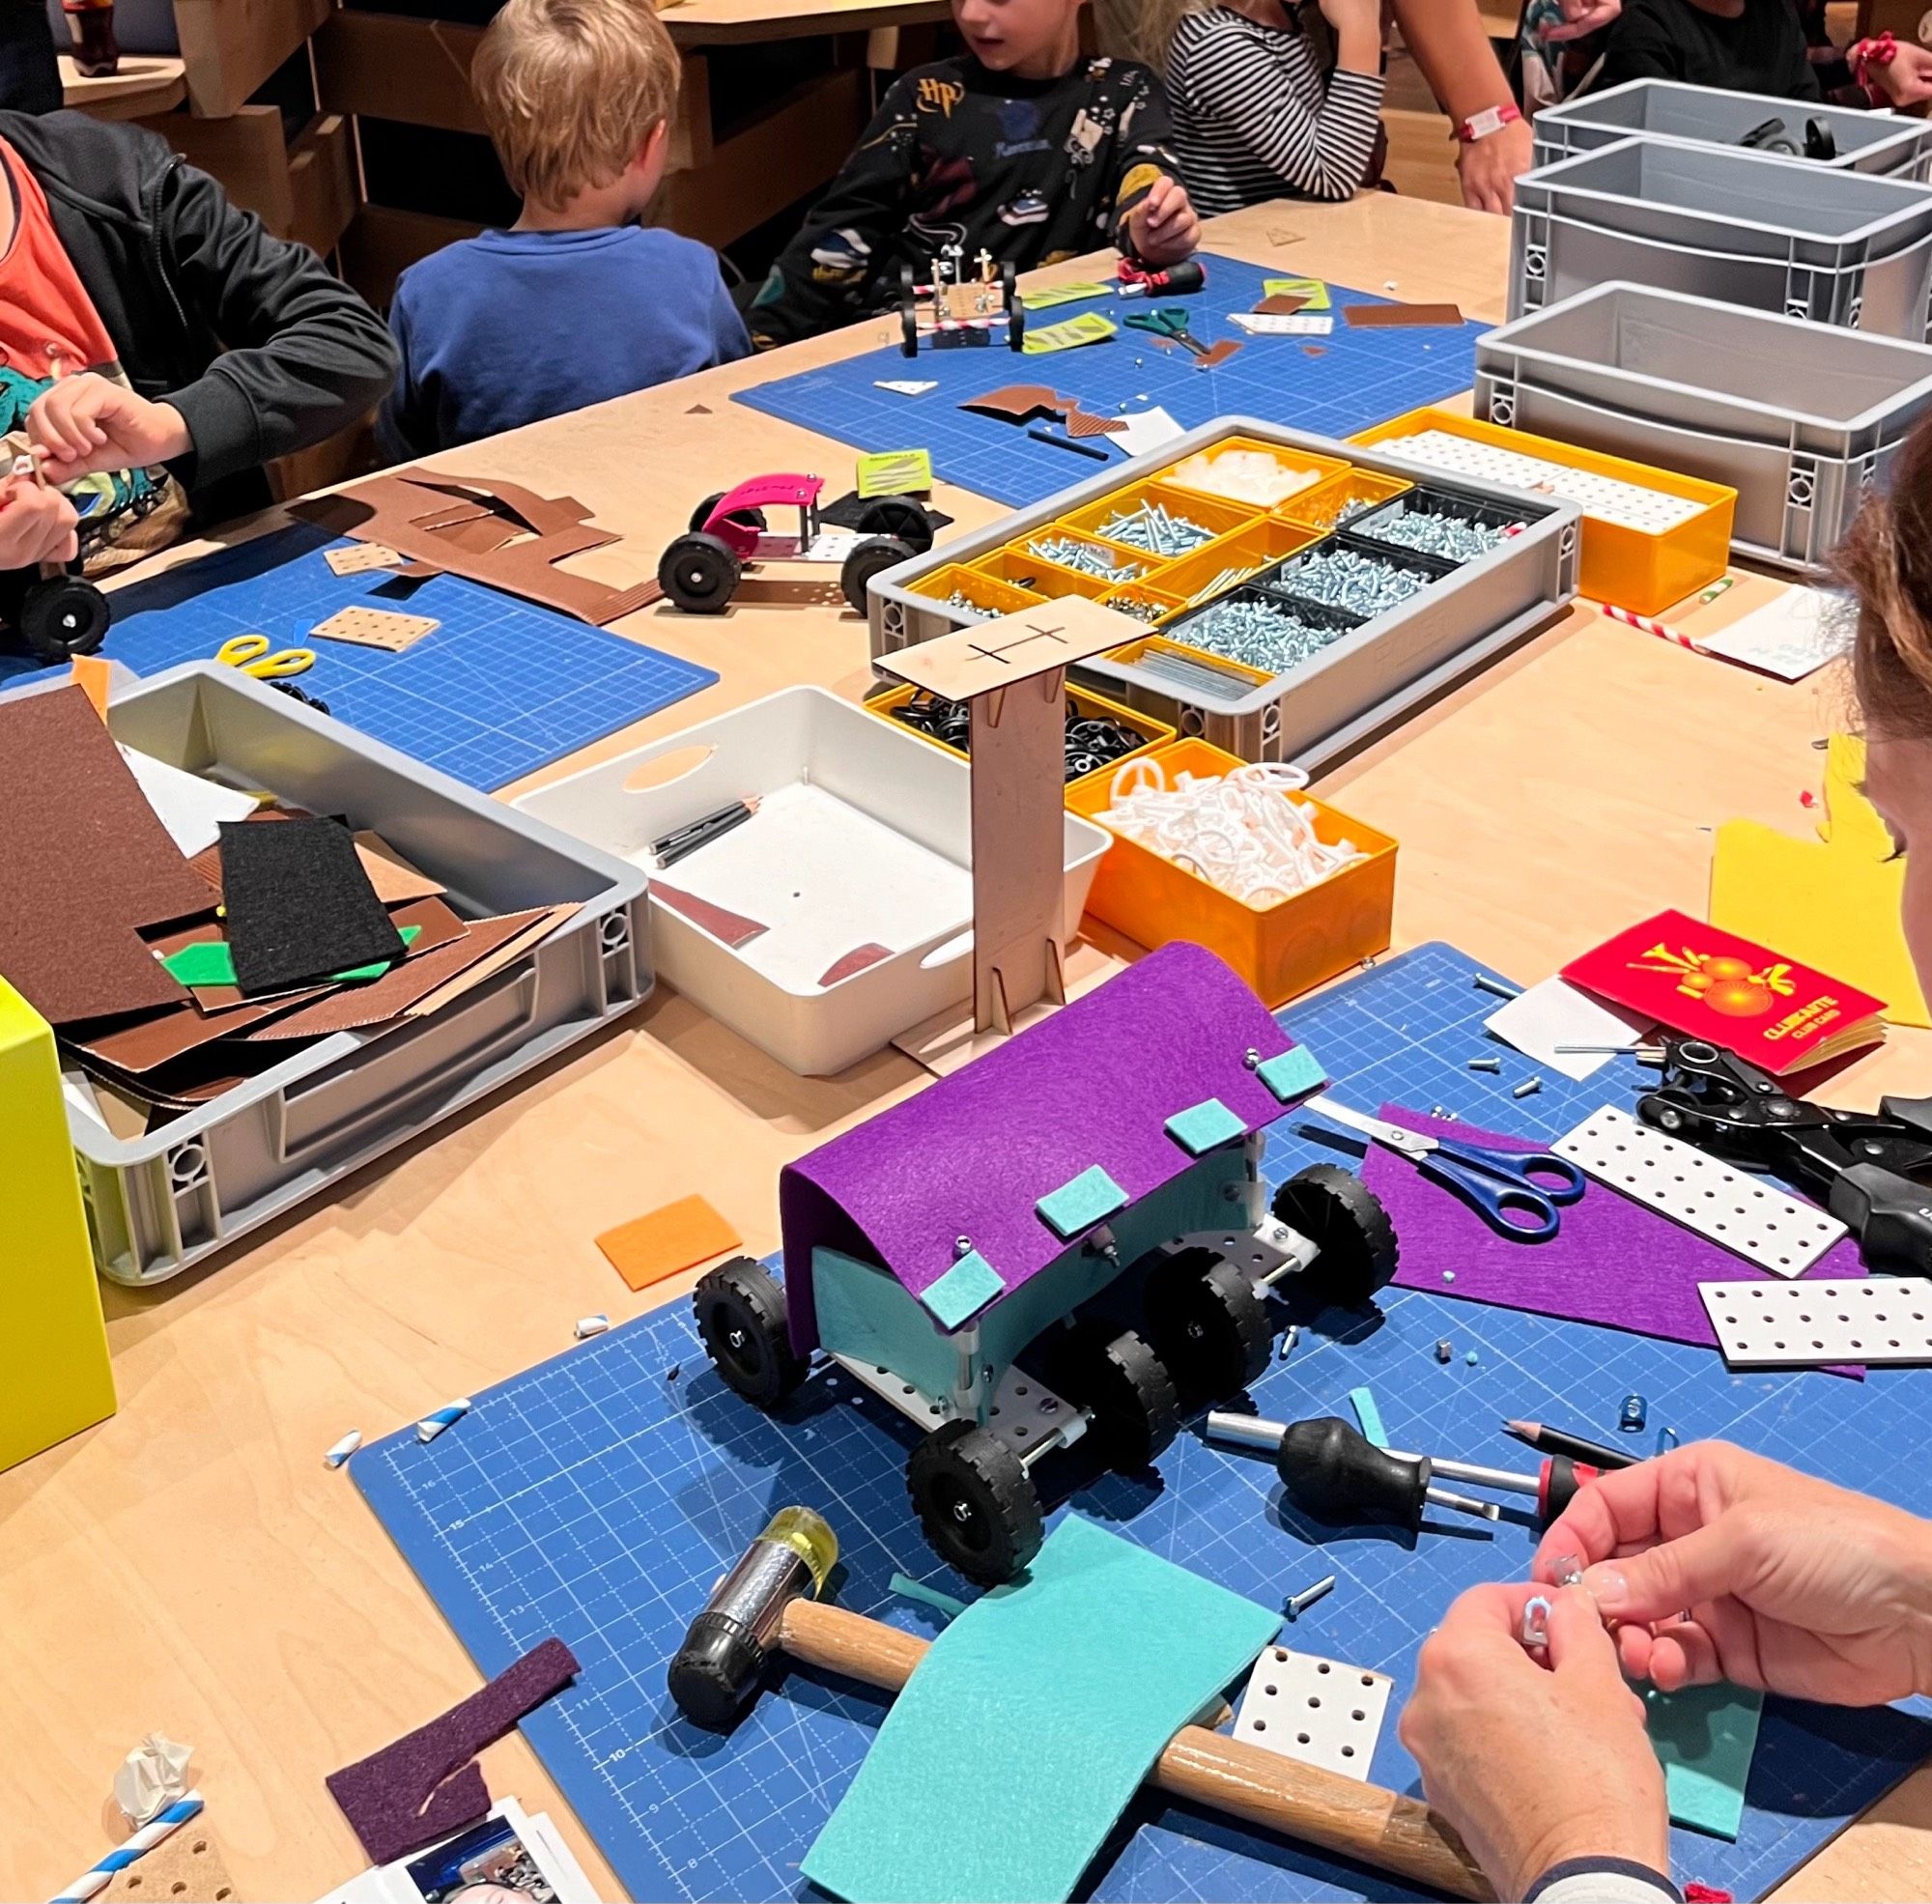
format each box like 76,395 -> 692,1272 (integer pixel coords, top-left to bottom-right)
70,654 -> 112,719
596,1195 -> 741,1292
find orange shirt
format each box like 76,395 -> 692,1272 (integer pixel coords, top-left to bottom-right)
0,134 -> 120,386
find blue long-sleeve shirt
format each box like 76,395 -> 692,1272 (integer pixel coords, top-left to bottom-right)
379,225 -> 750,459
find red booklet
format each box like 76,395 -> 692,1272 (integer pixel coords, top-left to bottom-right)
1562,909 -> 1887,1074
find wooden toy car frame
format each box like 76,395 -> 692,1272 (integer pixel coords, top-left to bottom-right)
898,247 -> 1026,356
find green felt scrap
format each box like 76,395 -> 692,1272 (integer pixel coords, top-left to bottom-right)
920,1249 -> 1006,1330
1646,1681 -> 1763,1839
1348,1384 -> 1388,1448
1257,1045 -> 1325,1103
163,924 -> 420,989
1165,1095 -> 1247,1155
1036,1165 -> 1127,1240
803,1516 -> 1280,1903
890,1572 -> 968,1622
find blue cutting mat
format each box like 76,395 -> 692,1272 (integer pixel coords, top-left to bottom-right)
733,254 -> 1486,508
354,941 -> 1932,1904
0,525 -> 717,790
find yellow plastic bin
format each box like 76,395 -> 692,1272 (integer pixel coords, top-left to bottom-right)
1066,738 -> 1397,1008
868,680 -> 1175,788
1350,407 -> 1734,615
1157,520 -> 1322,609
1064,481 -> 1260,566
1277,469 -> 1412,534
1156,434 -> 1350,511
906,564 -> 1045,618
1099,583 -> 1184,629
972,546 -> 1115,601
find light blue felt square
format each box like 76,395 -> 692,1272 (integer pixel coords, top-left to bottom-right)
1349,1384 -> 1388,1448
1257,1044 -> 1326,1103
1036,1165 -> 1128,1240
919,1249 -> 1006,1329
1647,1680 -> 1764,1840
1165,1096 -> 1248,1155
802,1516 -> 1282,1903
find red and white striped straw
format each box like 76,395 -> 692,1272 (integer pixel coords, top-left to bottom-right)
1600,602 -> 1705,651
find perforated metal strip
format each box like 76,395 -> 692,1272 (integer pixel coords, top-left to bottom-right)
1554,1105 -> 1844,1276
1698,1277 -> 1932,1368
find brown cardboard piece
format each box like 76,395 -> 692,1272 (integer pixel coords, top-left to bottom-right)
294,469 -> 662,626
324,542 -> 406,577
1254,293 -> 1310,317
102,1818 -> 238,1900
0,686 -> 211,1024
1343,301 -> 1465,328
1193,339 -> 1245,370
309,606 -> 440,652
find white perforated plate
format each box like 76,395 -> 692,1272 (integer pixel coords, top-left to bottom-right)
1554,1105 -> 1845,1275
1233,1645 -> 1391,1778
1698,1277 -> 1932,1368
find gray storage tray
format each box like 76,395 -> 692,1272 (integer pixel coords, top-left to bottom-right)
72,663 -> 652,1286
1512,136 -> 1932,339
1531,78 -> 1932,182
1476,279 -> 1932,570
866,416 -> 1580,767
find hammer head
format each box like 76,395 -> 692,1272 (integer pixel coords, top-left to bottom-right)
668,1507 -> 838,1731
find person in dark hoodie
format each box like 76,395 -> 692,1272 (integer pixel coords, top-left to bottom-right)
0,109 -> 395,578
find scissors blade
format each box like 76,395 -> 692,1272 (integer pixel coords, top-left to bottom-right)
1304,1094 -> 1435,1161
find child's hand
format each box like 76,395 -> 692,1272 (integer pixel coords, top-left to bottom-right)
28,373 -> 191,485
0,470 -> 80,569
1128,176 -> 1200,268
1875,43 -> 1932,103
1538,0 -> 1621,42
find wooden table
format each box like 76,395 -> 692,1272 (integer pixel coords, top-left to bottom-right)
663,0 -> 951,45
7,194 -> 1931,1904
59,52 -> 186,120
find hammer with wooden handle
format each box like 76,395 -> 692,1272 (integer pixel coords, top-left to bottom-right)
668,1509 -> 1493,1902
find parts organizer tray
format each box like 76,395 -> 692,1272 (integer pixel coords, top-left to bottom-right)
867,415 -> 1581,768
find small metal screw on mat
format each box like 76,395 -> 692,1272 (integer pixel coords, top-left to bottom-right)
1285,1574 -> 1337,1620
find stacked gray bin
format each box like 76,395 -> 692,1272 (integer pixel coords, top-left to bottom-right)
1532,77 -> 1932,181
1475,280 -> 1932,570
1512,137 -> 1932,340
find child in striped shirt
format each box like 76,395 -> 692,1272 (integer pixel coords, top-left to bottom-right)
1102,0 -> 1384,215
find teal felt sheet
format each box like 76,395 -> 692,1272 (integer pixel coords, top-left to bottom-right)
1036,1165 -> 1128,1240
921,1249 -> 1005,1329
1348,1384 -> 1389,1448
802,1516 -> 1282,1904
1257,1045 -> 1325,1102
1166,1096 -> 1248,1155
1646,1681 -> 1764,1840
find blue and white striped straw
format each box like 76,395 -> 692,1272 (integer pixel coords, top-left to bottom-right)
416,1398 -> 471,1443
52,1790 -> 204,1903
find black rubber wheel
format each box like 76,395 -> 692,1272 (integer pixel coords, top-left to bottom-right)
1006,261 -> 1026,351
839,534 -> 914,615
1143,1247 -> 1275,1399
1807,117 -> 1837,162
899,290 -> 920,357
17,572 -> 109,660
688,493 -> 767,535
907,1420 -> 1044,1584
1271,1164 -> 1400,1309
855,496 -> 934,554
692,1257 -> 808,1408
658,532 -> 743,613
1044,1321 -> 1179,1470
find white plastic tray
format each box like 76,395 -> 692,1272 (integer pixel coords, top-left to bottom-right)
514,687 -> 1111,1075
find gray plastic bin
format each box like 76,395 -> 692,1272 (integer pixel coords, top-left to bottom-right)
1476,280 -> 1932,570
866,417 -> 1580,767
71,663 -> 653,1286
1532,78 -> 1932,182
1512,137 -> 1932,339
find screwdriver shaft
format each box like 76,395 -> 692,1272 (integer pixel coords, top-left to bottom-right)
1425,1485 -> 1501,1521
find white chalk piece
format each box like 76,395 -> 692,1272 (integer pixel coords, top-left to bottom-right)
574,1314 -> 611,1339
416,1399 -> 471,1443
1699,1276 -> 1932,1368
1235,1645 -> 1392,1778
323,1430 -> 362,1469
1556,1105 -> 1844,1275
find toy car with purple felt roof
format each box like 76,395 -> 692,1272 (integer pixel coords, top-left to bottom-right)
692,942 -> 1397,1584
657,475 -> 938,616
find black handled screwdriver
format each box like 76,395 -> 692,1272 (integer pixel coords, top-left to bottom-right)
1208,1413 -> 1602,1529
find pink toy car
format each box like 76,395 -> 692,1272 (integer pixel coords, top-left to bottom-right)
657,475 -> 937,615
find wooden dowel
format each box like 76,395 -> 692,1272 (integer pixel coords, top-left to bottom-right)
781,1597 -> 1493,1901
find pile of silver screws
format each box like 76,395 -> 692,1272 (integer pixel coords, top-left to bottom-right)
1183,562 -> 1257,606
1094,501 -> 1216,557
1280,548 -> 1429,616
1368,506 -> 1520,563
1107,594 -> 1167,623
1180,596 -> 1348,674
943,590 -> 994,621
1025,534 -> 1147,582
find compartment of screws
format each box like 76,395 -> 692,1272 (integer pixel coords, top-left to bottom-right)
1261,534 -> 1451,618
1163,588 -> 1363,677
1022,531 -> 1151,584
1350,486 -> 1543,565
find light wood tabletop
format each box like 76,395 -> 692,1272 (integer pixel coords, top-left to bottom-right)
6,193 -> 1931,1903
663,0 -> 951,43
58,51 -> 187,120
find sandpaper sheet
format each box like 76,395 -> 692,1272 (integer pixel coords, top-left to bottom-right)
1342,301 -> 1464,327
0,686 -> 211,1024
218,816 -> 405,994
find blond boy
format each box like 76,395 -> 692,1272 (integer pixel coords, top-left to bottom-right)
379,0 -> 747,459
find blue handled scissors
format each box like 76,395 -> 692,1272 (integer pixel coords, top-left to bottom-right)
1306,1094 -> 1587,1242
1123,305 -> 1208,355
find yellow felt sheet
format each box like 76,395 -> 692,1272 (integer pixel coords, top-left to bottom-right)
1709,734 -> 1926,1029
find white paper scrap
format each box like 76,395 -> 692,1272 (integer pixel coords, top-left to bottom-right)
1700,585 -> 1848,683
1483,976 -> 1654,1082
1114,406 -> 1184,458
874,379 -> 938,396
1228,312 -> 1335,336
114,1731 -> 194,1827
119,745 -> 257,856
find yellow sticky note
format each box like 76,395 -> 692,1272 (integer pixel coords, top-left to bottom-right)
1021,281 -> 1112,310
1022,311 -> 1118,355
856,449 -> 933,497
1264,276 -> 1330,311
1710,819 -> 1927,1029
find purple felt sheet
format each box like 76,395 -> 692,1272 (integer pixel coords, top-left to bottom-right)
1370,1105 -> 1867,1378
781,942 -> 1315,1355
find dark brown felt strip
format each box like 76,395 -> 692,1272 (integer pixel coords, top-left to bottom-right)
1342,301 -> 1464,328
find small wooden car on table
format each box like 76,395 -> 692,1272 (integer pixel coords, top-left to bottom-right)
899,246 -> 1025,355
657,475 -> 936,616
693,941 -> 1398,1584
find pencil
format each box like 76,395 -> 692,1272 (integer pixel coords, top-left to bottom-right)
653,797 -> 759,869
1501,1417 -> 1640,1471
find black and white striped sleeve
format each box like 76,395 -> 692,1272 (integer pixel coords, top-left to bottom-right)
1170,13 -> 1383,207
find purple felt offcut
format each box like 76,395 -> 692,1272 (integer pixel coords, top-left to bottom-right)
326,1635 -> 579,1864
1370,1106 -> 1866,1378
781,942 -> 1317,1356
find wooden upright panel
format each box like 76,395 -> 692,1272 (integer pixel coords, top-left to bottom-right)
289,114 -> 358,256
313,10 -> 489,135
175,0 -> 332,119
135,103 -> 297,235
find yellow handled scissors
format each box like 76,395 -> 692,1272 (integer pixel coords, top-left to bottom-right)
215,633 -> 316,680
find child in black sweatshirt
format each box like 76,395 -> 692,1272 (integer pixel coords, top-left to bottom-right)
748,0 -> 1199,349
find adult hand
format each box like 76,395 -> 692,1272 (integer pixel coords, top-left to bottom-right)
1537,1441 -> 1932,1704
1539,0 -> 1622,43
1128,175 -> 1201,267
1456,114 -> 1534,215
0,469 -> 79,568
27,372 -> 191,485
1401,1581 -> 1669,1898
1875,43 -> 1932,105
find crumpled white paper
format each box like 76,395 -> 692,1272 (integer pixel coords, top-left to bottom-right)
113,1732 -> 193,1827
